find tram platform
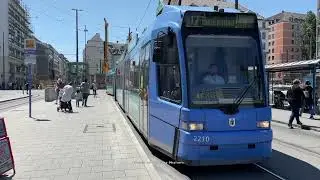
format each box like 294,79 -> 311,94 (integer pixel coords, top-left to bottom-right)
272,108 -> 320,132
1,90 -> 161,180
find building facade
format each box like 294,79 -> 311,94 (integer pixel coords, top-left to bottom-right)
265,11 -> 306,83
33,39 -> 69,88
108,42 -> 126,70
83,33 -> 104,83
0,0 -> 32,89
266,11 -> 306,65
67,62 -> 87,84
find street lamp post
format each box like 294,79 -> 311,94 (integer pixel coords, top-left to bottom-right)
317,0 -> 320,59
72,8 -> 83,84
84,25 -> 88,80
2,32 -> 5,89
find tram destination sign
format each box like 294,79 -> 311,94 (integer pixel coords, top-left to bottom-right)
183,11 -> 257,29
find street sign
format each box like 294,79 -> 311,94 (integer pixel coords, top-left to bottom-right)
24,39 -> 36,50
24,54 -> 36,65
24,39 -> 36,65
24,39 -> 36,118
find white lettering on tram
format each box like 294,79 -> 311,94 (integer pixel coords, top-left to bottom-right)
193,136 -> 210,143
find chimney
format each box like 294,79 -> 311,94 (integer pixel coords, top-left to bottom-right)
214,6 -> 219,11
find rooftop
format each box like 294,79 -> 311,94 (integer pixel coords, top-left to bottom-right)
266,11 -> 307,21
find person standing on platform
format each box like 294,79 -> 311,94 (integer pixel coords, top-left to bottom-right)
303,81 -> 315,119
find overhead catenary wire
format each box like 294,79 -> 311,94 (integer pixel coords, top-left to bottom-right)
136,0 -> 153,31
38,0 -> 74,18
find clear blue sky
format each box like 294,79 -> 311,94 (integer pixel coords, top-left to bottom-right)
23,0 -> 316,62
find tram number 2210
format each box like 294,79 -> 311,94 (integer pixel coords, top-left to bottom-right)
193,136 -> 210,143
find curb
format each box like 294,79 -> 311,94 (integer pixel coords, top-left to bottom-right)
111,100 -> 162,180
0,95 -> 32,103
272,119 -> 320,132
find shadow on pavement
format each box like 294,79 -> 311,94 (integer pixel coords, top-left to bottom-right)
259,150 -> 320,180
31,117 -> 51,121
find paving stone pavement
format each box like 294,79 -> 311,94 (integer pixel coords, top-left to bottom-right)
0,90 -> 43,102
272,108 -> 320,131
1,91 -> 161,180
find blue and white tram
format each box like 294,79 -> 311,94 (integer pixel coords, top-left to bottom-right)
114,5 -> 272,166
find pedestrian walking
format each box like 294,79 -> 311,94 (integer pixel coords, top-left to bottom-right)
55,78 -> 64,104
57,88 -> 66,112
286,79 -> 304,129
25,83 -> 29,94
75,89 -> 82,107
80,79 -> 90,107
92,82 -> 97,98
302,81 -> 315,119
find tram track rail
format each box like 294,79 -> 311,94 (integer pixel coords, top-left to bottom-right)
0,95 -> 44,112
254,163 -> 287,180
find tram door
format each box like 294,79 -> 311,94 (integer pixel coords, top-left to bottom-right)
139,43 -> 150,137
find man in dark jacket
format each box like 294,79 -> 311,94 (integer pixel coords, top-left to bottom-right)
286,79 -> 304,129
303,81 -> 315,119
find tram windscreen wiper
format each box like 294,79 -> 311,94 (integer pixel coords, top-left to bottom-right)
229,75 -> 260,113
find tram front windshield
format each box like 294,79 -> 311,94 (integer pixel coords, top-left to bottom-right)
185,35 -> 265,108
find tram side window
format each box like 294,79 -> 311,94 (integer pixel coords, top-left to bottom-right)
155,33 -> 181,103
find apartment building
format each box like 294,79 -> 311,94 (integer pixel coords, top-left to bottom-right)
266,11 -> 306,65
0,0 -> 32,89
265,11 -> 306,83
83,33 -> 104,83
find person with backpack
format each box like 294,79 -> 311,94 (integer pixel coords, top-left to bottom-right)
302,81 -> 315,119
286,79 -> 304,129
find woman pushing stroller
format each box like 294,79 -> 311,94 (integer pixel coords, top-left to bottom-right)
57,82 -> 74,113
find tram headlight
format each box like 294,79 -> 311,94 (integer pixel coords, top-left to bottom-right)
257,121 -> 270,128
181,122 -> 204,131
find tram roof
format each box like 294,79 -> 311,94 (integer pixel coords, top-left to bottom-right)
134,5 -> 246,47
265,59 -> 320,72
122,5 -> 255,64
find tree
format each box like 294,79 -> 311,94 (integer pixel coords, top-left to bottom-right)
302,11 -> 316,60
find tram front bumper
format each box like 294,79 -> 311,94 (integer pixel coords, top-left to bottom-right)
176,129 -> 273,166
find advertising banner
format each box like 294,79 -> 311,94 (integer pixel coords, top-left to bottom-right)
0,118 -> 7,138
0,137 -> 14,175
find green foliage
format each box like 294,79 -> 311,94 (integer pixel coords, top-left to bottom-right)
302,11 -> 316,59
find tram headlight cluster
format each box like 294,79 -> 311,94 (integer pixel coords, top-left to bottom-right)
181,122 -> 204,131
257,121 -> 270,128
